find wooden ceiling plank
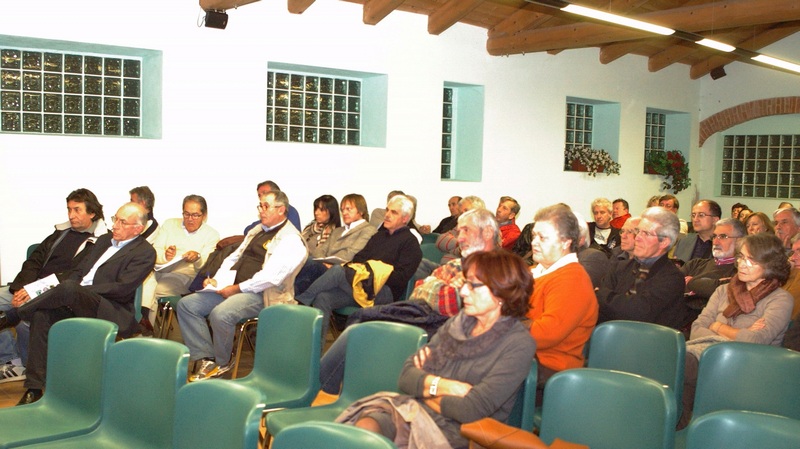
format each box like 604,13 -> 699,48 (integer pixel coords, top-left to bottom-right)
599,40 -> 649,64
428,0 -> 484,35
287,0 -> 316,14
488,0 -> 800,56
363,0 -> 405,25
488,3 -> 552,37
648,42 -> 697,71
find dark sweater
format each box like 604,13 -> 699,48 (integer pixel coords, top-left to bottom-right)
352,225 -> 422,300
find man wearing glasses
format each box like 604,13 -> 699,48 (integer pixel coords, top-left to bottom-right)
681,218 -> 746,316
139,195 -> 220,333
0,202 -> 156,405
177,190 -> 306,382
672,200 -> 722,264
596,206 -> 691,331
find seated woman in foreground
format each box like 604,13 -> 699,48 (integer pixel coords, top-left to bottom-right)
679,232 -> 793,428
336,249 -> 536,449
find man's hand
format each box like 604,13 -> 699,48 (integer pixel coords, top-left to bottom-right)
203,278 -> 217,288
165,245 -> 177,261
182,251 -> 200,263
218,284 -> 241,299
684,275 -> 693,286
11,289 -> 31,307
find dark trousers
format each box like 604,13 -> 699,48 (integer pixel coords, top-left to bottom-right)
19,280 -> 101,389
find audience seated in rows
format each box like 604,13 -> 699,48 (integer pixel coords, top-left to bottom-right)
178,190 -> 307,382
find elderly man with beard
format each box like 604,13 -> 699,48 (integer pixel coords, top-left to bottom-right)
317,208 -> 500,395
681,218 -> 745,316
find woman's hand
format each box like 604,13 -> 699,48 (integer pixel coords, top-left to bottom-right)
438,378 -> 473,397
414,346 -> 431,369
748,318 -> 766,331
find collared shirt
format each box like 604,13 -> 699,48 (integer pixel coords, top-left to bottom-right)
80,237 -> 137,286
261,219 -> 287,233
342,218 -> 366,237
531,252 -> 579,279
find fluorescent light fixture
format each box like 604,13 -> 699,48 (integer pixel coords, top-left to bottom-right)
752,54 -> 800,73
696,38 -> 735,53
561,4 -> 675,36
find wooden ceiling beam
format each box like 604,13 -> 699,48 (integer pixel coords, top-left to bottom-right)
599,39 -> 651,64
428,0 -> 484,35
487,0 -> 800,56
287,0 -> 315,14
363,0 -> 405,25
648,41 -> 698,72
689,22 -> 800,79
488,3 -> 552,37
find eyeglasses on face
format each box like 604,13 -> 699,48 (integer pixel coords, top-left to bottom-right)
711,233 -> 739,241
463,280 -> 487,291
111,216 -> 139,227
182,212 -> 203,219
256,203 -> 281,212
634,228 -> 660,238
735,254 -> 759,267
690,212 -> 718,219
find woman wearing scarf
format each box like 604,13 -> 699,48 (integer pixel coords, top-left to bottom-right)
301,195 -> 341,254
336,249 -> 536,449
678,233 -> 793,428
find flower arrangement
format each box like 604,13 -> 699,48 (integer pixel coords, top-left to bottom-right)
646,149 -> 691,194
564,146 -> 621,177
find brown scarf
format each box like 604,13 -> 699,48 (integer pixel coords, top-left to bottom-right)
723,276 -> 781,318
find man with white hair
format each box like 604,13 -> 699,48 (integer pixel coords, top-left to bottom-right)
587,198 -> 620,257
773,207 -> 800,251
596,206 -> 691,330
436,195 -> 485,263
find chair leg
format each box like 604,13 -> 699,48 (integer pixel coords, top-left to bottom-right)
229,318 -> 258,379
154,301 -> 174,339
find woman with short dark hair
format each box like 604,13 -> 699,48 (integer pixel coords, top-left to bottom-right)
339,249 -> 536,449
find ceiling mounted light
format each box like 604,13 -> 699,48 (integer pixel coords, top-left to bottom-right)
696,38 -> 735,53
751,55 -> 800,74
560,4 -> 674,35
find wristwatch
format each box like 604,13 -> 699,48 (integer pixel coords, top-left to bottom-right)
429,376 -> 441,396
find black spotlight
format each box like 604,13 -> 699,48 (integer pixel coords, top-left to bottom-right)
205,10 -> 228,29
710,66 -> 727,80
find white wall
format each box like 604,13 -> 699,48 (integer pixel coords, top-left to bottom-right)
696,34 -> 800,217
2,0 -> 757,281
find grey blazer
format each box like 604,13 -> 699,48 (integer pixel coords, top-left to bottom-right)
311,221 -> 378,262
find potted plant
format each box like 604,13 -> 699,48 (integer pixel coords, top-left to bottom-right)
564,146 -> 621,177
645,149 -> 691,194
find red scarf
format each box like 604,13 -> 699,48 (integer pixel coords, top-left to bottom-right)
723,276 -> 780,318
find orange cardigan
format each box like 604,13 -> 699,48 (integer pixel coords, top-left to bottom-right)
527,262 -> 598,372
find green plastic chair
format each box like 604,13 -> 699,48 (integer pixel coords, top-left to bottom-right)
272,422 -> 397,449
265,321 -> 427,442
421,232 -> 440,245
504,359 -> 538,430
17,338 -> 190,448
231,304 -> 323,410
173,380 -> 264,449
538,368 -> 676,449
676,341 -> 800,448
0,318 -> 118,448
26,243 -> 40,258
420,242 -> 444,263
685,410 -> 800,449
153,295 -> 181,339
534,320 -> 685,429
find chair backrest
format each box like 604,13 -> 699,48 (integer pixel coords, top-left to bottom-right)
539,368 -> 676,449
134,283 -> 143,322
43,318 -> 118,413
587,320 -> 685,415
692,341 -> 800,420
421,233 -> 440,245
272,422 -> 398,449
172,380 -> 264,449
336,321 -> 427,406
240,304 -> 324,407
686,410 -> 800,449
27,243 -> 40,258
101,339 -> 190,447
420,243 -> 444,263
505,359 -> 538,430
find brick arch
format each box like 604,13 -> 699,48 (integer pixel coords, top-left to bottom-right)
699,96 -> 800,147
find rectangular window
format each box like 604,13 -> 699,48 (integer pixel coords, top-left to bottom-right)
721,134 -> 800,199
565,101 -> 593,149
1,48 -> 142,136
266,70 -> 361,145
644,111 -> 666,159
441,87 -> 453,179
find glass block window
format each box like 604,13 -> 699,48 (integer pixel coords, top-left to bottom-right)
442,87 -> 454,179
266,71 -> 360,145
1,47 -> 142,136
565,102 -> 593,149
721,134 -> 800,199
645,111 -> 666,159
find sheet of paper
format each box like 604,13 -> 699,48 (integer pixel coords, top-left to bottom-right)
154,257 -> 188,272
24,273 -> 60,299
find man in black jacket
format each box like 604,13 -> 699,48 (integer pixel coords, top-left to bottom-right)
0,188 -> 106,386
0,202 -> 155,405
